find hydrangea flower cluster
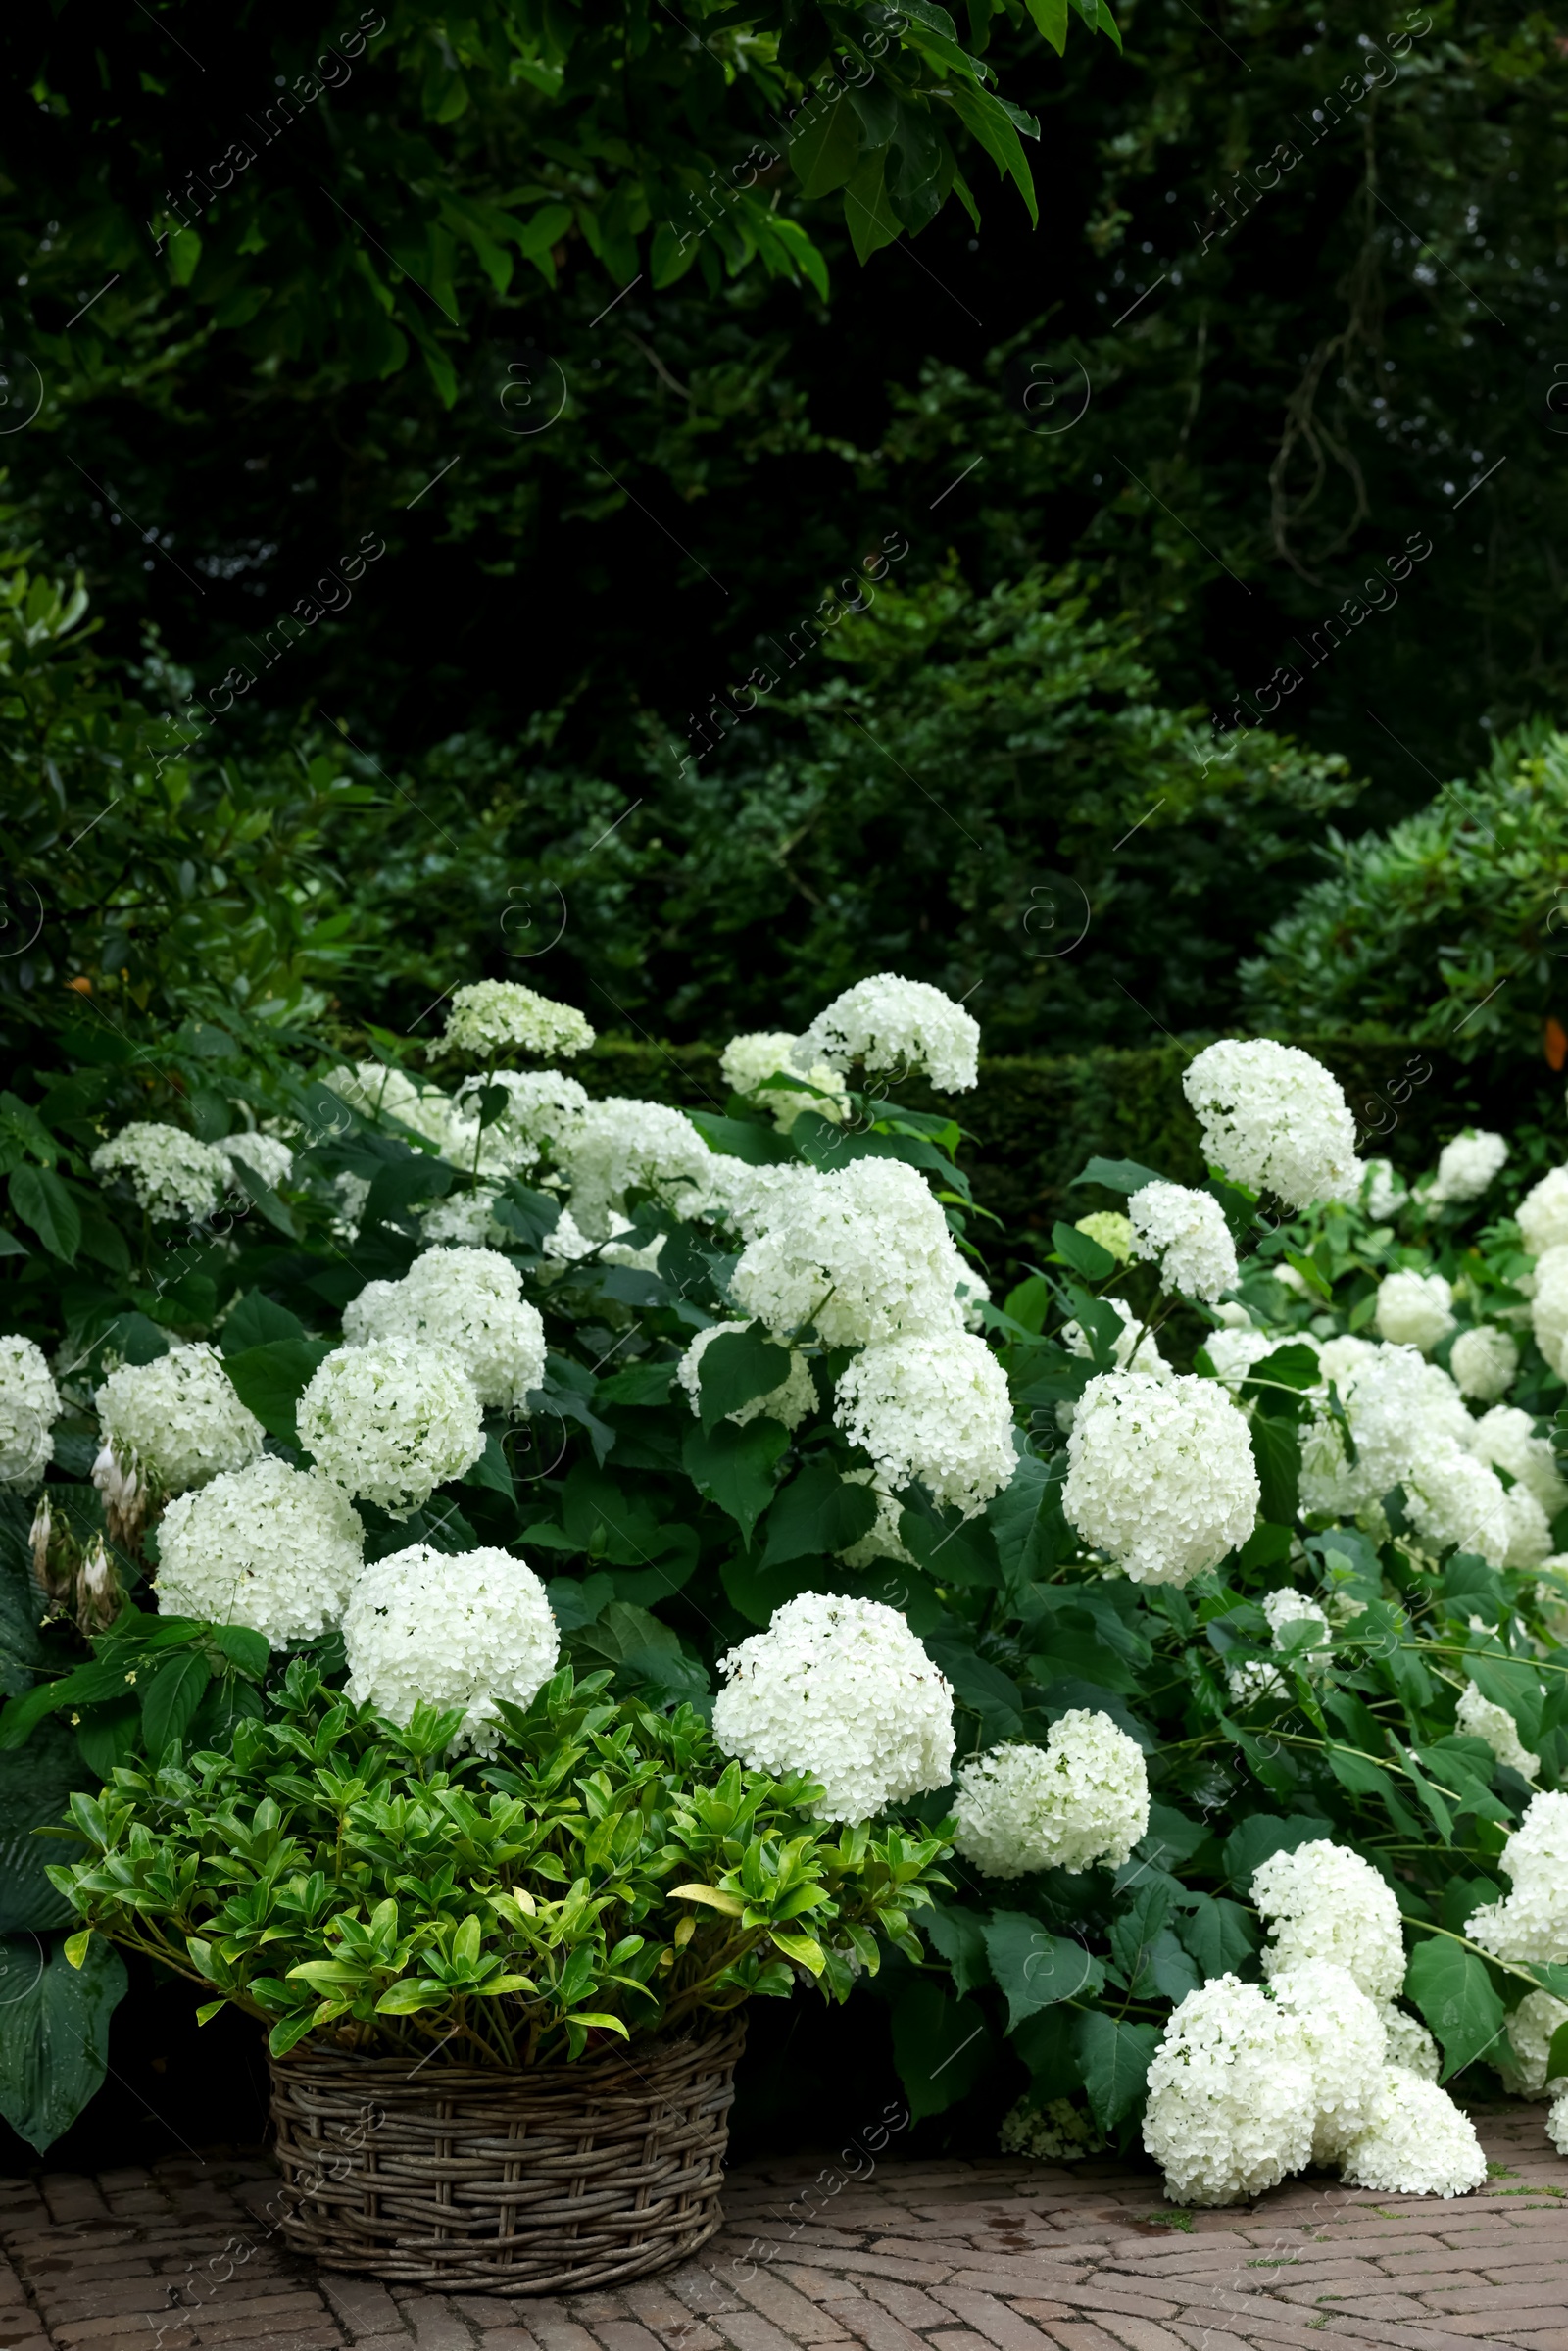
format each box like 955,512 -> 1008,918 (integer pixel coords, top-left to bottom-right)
951,1713 -> 1150,1877
730,1158 -> 966,1350
419,1187 -> 513,1249
1429,1130 -> 1508,1205
1227,1588 -> 1332,1700
1142,1978 -> 1315,2205
324,1062 -> 464,1157
1269,1958 -> 1388,2162
96,1344 -> 266,1496
156,1458 -> 364,1647
1450,1323 -> 1519,1401
89,1122 -> 232,1223
1457,1683 -> 1542,1768
1517,1164 -> 1568,1258
1497,1988 -> 1568,2097
1182,1039 -> 1361,1210
1361,1159 -> 1406,1221
1374,1268 -> 1455,1352
1074,1210 -> 1136,1264
1381,2005 -> 1441,2080
438,981 -> 595,1060
1466,1791 -> 1568,1964
833,1332 -> 1015,1516
1063,1297 -> 1169,1378
220,1131 -> 293,1191
1251,1839 -> 1405,2002
1533,1244 -> 1568,1379
298,1339 -> 485,1515
1338,2068 -> 1488,2196
720,1031 -> 850,1130
1472,1403 -> 1568,1520
342,1248 -> 546,1415
342,1543 -> 560,1754
1062,1371 -> 1259,1585
0,1335 -> 61,1489
452,1069 -> 590,1171
710,1592 -> 955,1823
1126,1182 -> 1238,1304
675,1322 -> 817,1431
560,1098 -> 716,1236
794,974 -> 980,1093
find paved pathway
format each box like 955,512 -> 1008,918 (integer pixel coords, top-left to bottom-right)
1,2110 -> 1564,2351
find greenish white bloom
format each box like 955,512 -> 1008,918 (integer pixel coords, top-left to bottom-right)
1252,1838 -> 1405,2003
1338,2067 -> 1486,2196
1269,1958 -> 1388,2162
90,1122 -> 231,1223
794,972 -> 980,1093
711,1592 -> 955,1823
1374,1267 -> 1455,1352
96,1343 -> 266,1496
1517,1164 -> 1568,1259
439,980 -> 595,1060
343,1247 -> 546,1415
0,1335 -> 60,1489
1142,1977 -> 1315,2206
342,1542 -> 560,1754
298,1339 -> 484,1515
1062,1370 -> 1258,1585
952,1713 -> 1150,1878
834,1331 -> 1015,1516
220,1131 -> 293,1191
1466,1791 -> 1568,1965
1127,1181 -> 1238,1303
1073,1210 -> 1136,1263
720,1031 -> 849,1130
1182,1038 -> 1361,1210
156,1457 -> 364,1648
1449,1323 -> 1519,1401
1429,1130 -> 1507,1205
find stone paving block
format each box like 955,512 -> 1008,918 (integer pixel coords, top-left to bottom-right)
318,2277 -> 408,2337
926,2286 -> 1055,2350
713,2268 -> 848,2341
395,2294 -> 475,2351
525,2307 -> 599,2351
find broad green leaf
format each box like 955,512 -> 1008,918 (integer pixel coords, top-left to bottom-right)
1221,1813 -> 1327,1891
681,1417 -> 788,1545
1070,1155 -> 1165,1195
791,92 -> 862,199
0,1722 -> 92,1932
220,1291 -> 307,1353
1172,1892 -> 1259,1981
696,1322 -> 791,1434
1464,1653 -> 1544,1749
140,1651 -> 213,1758
982,1911 -> 1103,2030
685,1111 -> 793,1166
8,1166 -> 80,1264
881,1972 -> 993,2119
1284,1247 -> 1333,1300
1240,1343 -> 1322,1408
921,1904 -> 992,1996
460,1431 -> 515,1501
1075,2010 -> 1159,2132
0,1932 -> 127,2151
224,1339 -> 333,1443
208,1625 -> 270,1681
1545,2019 -> 1568,2085
761,1464 -> 878,1566
986,1452 -> 1067,1590
1024,0 -> 1070,52
1249,1412 -> 1299,1525
843,148 -> 902,264
1405,1936 -> 1506,2082
1052,1220 -> 1115,1278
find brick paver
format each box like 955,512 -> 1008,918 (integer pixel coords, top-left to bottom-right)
0,2109 -> 1563,2351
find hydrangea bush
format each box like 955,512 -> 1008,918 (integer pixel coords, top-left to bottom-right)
3,978 -> 1568,2198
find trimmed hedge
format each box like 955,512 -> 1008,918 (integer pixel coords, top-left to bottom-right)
575,1035 -> 1560,1239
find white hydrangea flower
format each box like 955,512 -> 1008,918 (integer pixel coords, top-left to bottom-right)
1062,1371 -> 1258,1586
1182,1039 -> 1361,1210
1374,1269 -> 1456,1352
438,980 -> 595,1060
1532,1243 -> 1568,1379
1518,1166 -> 1568,1259
1269,1959 -> 1389,2163
956,1269 -> 991,1331
1404,1445 -> 1510,1568
343,1543 -> 560,1754
731,1157 -> 966,1349
675,1321 -> 817,1432
1469,1404 -> 1567,1521
794,973 -> 980,1094
1457,1692 -> 1542,1777
1074,1210 -> 1137,1264
710,1592 -> 955,1823
452,1069 -> 591,1171
1201,1325 -> 1279,1387
1252,1840 -> 1406,2003
1450,1324 -> 1520,1402
298,1340 -> 484,1515
1502,1483 -> 1554,1572
1142,1977 -> 1315,2206
1549,2087 -> 1568,2156
1495,1988 -> 1568,2097
1379,2005 -> 1440,2081
1127,1182 -> 1239,1304
834,1333 -> 1016,1517
332,1171 -> 371,1240
1298,1345 -> 1493,1543
951,1714 -> 1149,1878
1361,1159 -> 1405,1221
1338,2067 -> 1487,2196
1466,1791 -> 1568,1964
560,1097 -> 715,1237
998,2096 -> 1105,2161
1225,1657 -> 1286,1706
1429,1131 -> 1508,1205
1313,1331 -> 1379,1393
323,1062 -> 461,1154
342,1248 -> 546,1415
96,1344 -> 265,1496
419,1187 -> 512,1249
155,1458 -> 364,1648
220,1130 -> 293,1191
0,1335 -> 61,1488
1062,1297 -> 1169,1378
721,1031 -> 850,1131
90,1122 -> 232,1223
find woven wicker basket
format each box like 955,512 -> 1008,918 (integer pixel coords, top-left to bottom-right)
268,2016 -> 745,2294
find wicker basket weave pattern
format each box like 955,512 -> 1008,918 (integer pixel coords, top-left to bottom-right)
269,2018 -> 746,2294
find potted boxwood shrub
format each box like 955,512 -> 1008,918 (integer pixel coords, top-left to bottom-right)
50,1652 -> 950,2293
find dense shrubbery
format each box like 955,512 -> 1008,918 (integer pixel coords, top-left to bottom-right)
6,974 -> 1568,2204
